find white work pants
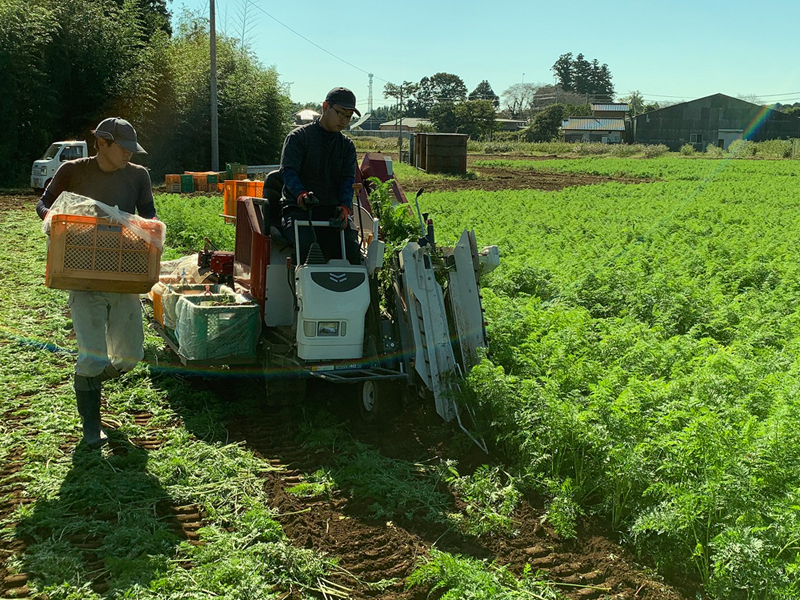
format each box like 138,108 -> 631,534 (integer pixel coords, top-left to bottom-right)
68,291 -> 144,378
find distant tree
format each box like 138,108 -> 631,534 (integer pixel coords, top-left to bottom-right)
552,52 -> 614,99
620,90 -> 646,116
521,104 -> 565,142
533,84 -> 588,109
0,3 -> 292,185
619,90 -> 660,116
552,53 -> 574,93
145,14 -> 293,176
294,101 -> 322,112
411,73 -> 467,116
561,103 -> 592,118
455,100 -> 496,139
501,83 -> 538,119
371,104 -> 398,123
383,80 -> 418,120
121,0 -> 172,37
428,101 -> 458,133
737,93 -> 764,105
469,80 -> 500,108
784,106 -> 800,118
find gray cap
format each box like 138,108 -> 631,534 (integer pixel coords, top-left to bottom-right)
93,117 -> 146,154
325,87 -> 361,116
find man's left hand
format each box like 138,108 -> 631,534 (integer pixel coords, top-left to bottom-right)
333,205 -> 351,230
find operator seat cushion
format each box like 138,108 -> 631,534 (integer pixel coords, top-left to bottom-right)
262,170 -> 290,249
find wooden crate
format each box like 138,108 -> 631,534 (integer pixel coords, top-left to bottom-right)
223,180 -> 264,218
46,214 -> 164,293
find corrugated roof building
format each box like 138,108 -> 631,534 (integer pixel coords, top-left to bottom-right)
560,102 -> 629,143
590,103 -> 629,119
634,93 -> 800,151
561,117 -> 626,143
379,118 -> 432,132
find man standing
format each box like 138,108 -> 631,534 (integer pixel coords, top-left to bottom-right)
37,117 -> 156,449
279,86 -> 361,264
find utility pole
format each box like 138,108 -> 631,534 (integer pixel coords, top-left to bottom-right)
210,0 -> 219,172
398,86 -> 404,157
368,73 -> 374,114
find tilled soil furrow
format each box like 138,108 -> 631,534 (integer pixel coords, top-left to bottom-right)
224,406 -> 692,600
0,407 -> 35,600
227,417 -> 430,598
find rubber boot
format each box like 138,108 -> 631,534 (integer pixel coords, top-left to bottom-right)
74,376 -> 108,449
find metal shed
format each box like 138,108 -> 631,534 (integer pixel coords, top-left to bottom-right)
633,93 -> 800,151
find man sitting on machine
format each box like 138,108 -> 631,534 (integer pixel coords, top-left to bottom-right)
278,86 -> 362,265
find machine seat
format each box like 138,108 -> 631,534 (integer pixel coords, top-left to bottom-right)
262,169 -> 291,251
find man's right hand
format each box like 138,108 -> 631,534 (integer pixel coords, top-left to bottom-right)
297,191 -> 318,211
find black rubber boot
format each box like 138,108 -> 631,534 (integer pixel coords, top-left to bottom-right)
74,376 -> 108,449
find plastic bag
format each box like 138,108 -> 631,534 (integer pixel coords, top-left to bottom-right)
42,191 -> 166,249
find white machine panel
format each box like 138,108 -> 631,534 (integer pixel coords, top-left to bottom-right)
296,263 -> 370,360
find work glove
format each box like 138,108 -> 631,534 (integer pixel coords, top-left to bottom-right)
332,205 -> 351,230
297,191 -> 317,211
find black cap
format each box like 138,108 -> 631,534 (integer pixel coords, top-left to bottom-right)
325,87 -> 361,116
93,117 -> 146,154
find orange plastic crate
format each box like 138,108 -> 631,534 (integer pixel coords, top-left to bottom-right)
165,174 -> 181,193
191,174 -> 208,192
223,180 -> 264,218
46,214 -> 164,294
152,288 -> 165,324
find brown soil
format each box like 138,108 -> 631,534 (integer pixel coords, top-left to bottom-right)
0,191 -> 36,212
427,166 -> 636,193
365,153 -> 650,193
221,388 -> 693,600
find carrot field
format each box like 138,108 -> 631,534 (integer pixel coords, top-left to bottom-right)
2,153 -> 800,599
426,155 -> 800,599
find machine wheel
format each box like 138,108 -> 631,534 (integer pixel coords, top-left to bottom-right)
358,380 -> 399,421
359,380 -> 378,420
358,380 -> 381,421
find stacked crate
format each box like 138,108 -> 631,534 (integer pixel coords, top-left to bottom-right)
165,174 -> 181,193
226,163 -> 248,181
222,180 -> 264,219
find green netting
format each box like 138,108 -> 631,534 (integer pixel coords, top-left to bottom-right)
158,283 -> 233,329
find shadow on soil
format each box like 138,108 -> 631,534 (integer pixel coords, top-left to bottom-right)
15,434 -> 183,597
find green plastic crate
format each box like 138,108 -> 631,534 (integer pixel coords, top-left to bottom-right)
174,293 -> 261,361
180,174 -> 194,193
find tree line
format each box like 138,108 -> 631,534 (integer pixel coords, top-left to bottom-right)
0,0 -> 292,186
379,54 -> 614,141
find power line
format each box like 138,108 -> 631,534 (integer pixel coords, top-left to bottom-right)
248,3 -> 389,84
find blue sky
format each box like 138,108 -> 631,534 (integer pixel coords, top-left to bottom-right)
172,0 -> 800,110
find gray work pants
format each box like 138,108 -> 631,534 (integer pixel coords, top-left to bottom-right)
68,290 -> 144,379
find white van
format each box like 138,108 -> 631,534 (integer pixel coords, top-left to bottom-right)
31,141 -> 89,193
